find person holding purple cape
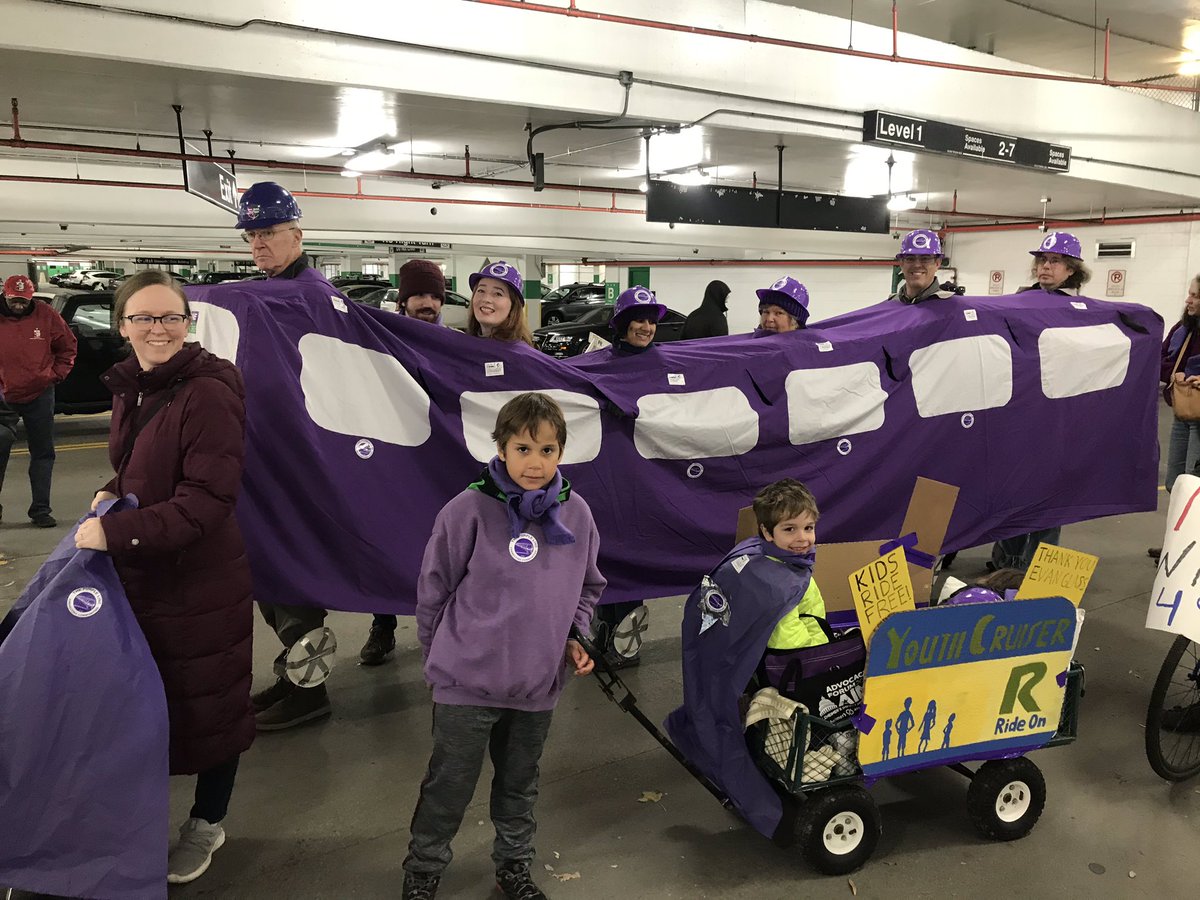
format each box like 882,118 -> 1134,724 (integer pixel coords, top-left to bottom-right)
990,232 -> 1090,571
754,276 -> 810,335
77,270 -> 254,886
466,260 -> 533,345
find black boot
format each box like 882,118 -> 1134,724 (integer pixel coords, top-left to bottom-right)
255,682 -> 331,731
496,862 -> 548,900
250,677 -> 293,714
402,871 -> 441,900
359,624 -> 396,666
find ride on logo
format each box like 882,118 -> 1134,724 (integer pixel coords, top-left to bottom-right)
994,661 -> 1050,734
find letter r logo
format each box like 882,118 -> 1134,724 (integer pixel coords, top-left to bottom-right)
999,661 -> 1046,714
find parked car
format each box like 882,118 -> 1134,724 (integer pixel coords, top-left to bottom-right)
49,290 -> 130,414
331,277 -> 391,301
539,282 -> 609,325
59,269 -> 115,288
196,271 -> 249,285
357,287 -> 471,331
77,270 -> 121,291
533,304 -> 687,359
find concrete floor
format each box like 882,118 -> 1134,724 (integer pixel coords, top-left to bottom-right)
1,410 -> 1197,900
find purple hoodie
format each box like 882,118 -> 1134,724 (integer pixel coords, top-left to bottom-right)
416,486 -> 606,711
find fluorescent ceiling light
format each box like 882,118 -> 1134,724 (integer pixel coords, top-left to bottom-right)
341,169 -> 363,178
1180,59 -> 1200,76
642,127 -> 706,173
887,194 -> 918,211
345,140 -> 440,172
638,181 -> 648,192
664,170 -> 710,186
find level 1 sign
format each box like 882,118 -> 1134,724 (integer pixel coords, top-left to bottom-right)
863,110 -> 1071,173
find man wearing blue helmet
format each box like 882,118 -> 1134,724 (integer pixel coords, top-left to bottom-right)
235,182 -> 334,730
891,229 -> 960,304
236,181 -> 310,279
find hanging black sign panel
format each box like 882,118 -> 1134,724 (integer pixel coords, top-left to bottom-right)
133,257 -> 198,266
645,182 -> 889,234
862,110 -> 1071,172
182,141 -> 239,215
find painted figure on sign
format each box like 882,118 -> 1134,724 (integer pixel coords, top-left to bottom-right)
882,719 -> 893,761
917,699 -> 938,753
941,712 -> 957,750
895,697 -> 915,757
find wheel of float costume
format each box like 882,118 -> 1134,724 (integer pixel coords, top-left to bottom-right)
1145,633 -> 1200,781
611,605 -> 649,659
285,626 -> 338,687
795,786 -> 881,875
966,757 -> 1046,840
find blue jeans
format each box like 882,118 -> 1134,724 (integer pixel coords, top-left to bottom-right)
405,704 -> 554,875
991,527 -> 1062,571
1165,416 -> 1200,493
0,386 -> 56,519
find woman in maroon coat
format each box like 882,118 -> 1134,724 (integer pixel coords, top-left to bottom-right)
75,269 -> 254,886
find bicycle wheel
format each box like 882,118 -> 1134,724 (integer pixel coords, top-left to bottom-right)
1146,634 -> 1200,781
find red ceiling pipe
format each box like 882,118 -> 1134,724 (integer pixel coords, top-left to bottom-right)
944,211 -> 1200,233
471,0 -> 1200,95
569,258 -> 897,267
0,174 -> 642,214
0,137 -> 644,196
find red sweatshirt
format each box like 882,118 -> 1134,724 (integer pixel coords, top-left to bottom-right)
0,300 -> 78,403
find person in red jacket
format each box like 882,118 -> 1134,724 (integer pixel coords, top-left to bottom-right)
76,269 -> 255,886
0,274 -> 77,527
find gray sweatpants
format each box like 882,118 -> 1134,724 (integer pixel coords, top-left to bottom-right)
404,703 -> 554,876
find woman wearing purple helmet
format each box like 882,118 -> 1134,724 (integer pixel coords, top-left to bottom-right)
583,287 -> 668,667
467,261 -> 533,346
991,232 -> 1090,571
1022,231 -> 1091,295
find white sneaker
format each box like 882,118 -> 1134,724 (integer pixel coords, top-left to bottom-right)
167,817 -> 226,884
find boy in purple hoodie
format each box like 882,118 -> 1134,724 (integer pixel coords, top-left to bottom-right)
403,392 -> 607,900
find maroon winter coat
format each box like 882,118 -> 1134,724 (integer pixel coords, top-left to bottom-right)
100,343 -> 255,775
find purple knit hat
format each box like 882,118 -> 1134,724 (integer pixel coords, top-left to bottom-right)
756,276 -> 810,325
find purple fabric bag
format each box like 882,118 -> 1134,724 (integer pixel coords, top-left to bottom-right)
760,615 -> 866,723
0,498 -> 169,899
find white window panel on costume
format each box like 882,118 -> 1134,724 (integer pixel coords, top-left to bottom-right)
1038,324 -> 1131,399
786,363 -> 887,445
186,302 -> 240,363
298,334 -> 431,446
634,387 -> 759,460
460,390 -> 602,464
909,335 -> 1013,417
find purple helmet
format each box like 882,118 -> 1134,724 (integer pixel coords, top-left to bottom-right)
469,261 -> 524,303
1030,231 -> 1082,260
945,586 -> 1004,606
611,286 -> 666,334
236,181 -> 302,230
896,229 -> 943,259
756,276 -> 810,326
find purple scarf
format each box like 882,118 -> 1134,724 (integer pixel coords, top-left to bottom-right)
487,457 -> 576,545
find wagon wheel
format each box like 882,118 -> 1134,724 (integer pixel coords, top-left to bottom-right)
795,785 -> 881,875
966,757 -> 1046,841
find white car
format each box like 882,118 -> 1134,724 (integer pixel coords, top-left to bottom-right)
76,270 -> 122,291
362,288 -> 470,331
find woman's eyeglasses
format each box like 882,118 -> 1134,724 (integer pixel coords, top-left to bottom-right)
122,314 -> 189,327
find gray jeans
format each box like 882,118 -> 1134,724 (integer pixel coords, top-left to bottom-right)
258,602 -> 327,677
404,703 -> 554,876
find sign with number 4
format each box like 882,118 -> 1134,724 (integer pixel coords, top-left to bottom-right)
1147,473 -> 1200,642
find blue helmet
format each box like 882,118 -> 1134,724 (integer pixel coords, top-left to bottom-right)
236,181 -> 302,230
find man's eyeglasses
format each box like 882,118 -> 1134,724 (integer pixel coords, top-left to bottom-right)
241,226 -> 297,244
122,314 -> 189,327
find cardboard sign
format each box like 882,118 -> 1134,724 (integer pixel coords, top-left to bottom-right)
1147,474 -> 1200,643
857,598 -> 1076,777
848,547 -> 916,642
1015,543 -> 1098,606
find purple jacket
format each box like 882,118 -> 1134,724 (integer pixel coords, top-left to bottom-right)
416,487 -> 606,711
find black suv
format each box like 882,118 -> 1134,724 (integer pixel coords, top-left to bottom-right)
539,282 -> 609,325
50,291 -> 130,414
533,305 -> 688,359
